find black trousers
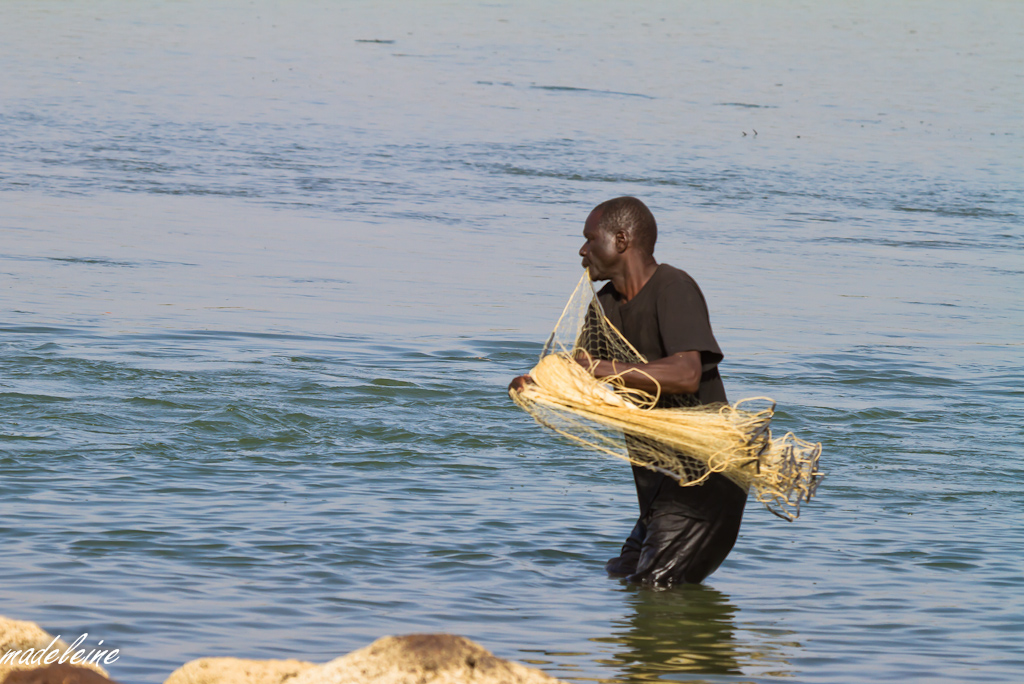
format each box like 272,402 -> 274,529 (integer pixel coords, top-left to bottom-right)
606,468 -> 747,585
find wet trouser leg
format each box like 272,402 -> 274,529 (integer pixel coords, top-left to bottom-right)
605,519 -> 646,575
626,499 -> 744,585
607,470 -> 747,585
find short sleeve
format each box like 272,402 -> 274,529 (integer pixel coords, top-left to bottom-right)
656,274 -> 724,372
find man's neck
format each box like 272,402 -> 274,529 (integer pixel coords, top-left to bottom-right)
612,257 -> 659,302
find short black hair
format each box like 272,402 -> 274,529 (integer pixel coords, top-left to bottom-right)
593,196 -> 657,254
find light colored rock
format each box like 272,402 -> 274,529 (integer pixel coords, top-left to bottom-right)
164,657 -> 317,684
2,663 -> 119,684
290,634 -> 566,684
0,616 -> 109,681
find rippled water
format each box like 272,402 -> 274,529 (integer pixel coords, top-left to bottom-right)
2,2 -> 1022,682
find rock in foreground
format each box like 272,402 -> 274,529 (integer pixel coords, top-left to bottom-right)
164,657 -> 316,684
168,634 -> 565,684
290,634 -> 564,684
2,663 -> 118,684
0,616 -> 115,684
4,616 -> 566,684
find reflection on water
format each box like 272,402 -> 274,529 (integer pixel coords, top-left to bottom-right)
596,585 -> 795,682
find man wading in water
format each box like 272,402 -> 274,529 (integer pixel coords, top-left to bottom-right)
509,196 -> 746,585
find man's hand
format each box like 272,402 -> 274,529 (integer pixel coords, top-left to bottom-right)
508,375 -> 536,393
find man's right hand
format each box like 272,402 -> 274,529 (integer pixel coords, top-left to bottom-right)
508,375 -> 535,393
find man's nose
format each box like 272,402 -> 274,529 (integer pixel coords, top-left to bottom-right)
579,243 -> 587,257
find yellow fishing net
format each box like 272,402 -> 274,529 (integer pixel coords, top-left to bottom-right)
510,271 -> 823,521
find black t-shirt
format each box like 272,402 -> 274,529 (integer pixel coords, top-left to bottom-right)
597,263 -> 727,406
597,264 -> 745,518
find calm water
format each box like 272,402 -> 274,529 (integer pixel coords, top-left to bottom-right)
2,1 -> 1022,682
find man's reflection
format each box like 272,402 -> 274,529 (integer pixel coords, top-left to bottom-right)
595,584 -> 747,681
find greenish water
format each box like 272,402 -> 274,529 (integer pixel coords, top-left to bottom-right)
1,1 -> 1022,682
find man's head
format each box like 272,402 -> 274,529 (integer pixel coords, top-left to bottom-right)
579,196 -> 657,281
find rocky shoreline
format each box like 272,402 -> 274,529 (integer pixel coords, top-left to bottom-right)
1,616 -> 568,684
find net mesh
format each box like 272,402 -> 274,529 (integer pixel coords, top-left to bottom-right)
511,271 -> 823,521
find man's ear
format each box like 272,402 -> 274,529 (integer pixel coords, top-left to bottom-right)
614,230 -> 629,253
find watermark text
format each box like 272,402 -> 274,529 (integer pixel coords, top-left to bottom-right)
0,633 -> 119,668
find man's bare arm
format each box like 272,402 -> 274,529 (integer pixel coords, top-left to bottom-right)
582,350 -> 702,395
510,351 -> 701,396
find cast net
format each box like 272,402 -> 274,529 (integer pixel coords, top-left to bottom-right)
510,271 -> 823,521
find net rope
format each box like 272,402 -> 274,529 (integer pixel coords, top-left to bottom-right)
511,271 -> 824,521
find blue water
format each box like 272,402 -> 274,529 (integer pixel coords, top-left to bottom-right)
2,2 -> 1022,682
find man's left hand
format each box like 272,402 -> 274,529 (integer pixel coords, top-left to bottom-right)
508,375 -> 535,393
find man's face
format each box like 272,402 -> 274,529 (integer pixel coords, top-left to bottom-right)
579,211 -> 618,281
